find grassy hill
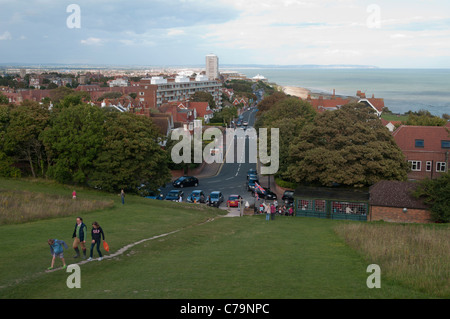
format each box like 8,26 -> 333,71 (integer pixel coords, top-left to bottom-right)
0,178 -> 447,299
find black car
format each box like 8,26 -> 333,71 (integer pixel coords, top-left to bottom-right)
281,190 -> 295,204
172,176 -> 199,188
254,187 -> 277,200
165,190 -> 184,201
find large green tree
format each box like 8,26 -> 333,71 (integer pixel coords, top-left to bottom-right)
41,103 -> 105,184
89,112 -> 171,193
287,103 -> 409,187
3,101 -> 50,178
255,97 -> 316,177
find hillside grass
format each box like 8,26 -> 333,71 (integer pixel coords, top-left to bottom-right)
0,178 -> 447,299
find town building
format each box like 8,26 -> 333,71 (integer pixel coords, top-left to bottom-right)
206,54 -> 219,80
369,181 -> 431,223
108,77 -> 129,87
392,123 -> 450,180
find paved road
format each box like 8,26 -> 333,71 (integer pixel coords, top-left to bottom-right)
161,107 -> 262,209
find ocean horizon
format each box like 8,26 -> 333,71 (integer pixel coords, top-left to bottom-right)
229,67 -> 450,117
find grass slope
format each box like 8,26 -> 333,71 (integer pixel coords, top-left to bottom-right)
0,178 -> 444,299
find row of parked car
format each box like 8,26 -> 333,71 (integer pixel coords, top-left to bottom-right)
144,175 -> 242,208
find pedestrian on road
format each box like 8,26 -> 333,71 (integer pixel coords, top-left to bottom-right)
88,221 -> 105,261
72,217 -> 88,259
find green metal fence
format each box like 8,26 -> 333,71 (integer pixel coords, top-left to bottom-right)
295,198 -> 368,221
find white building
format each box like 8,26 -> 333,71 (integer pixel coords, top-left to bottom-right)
108,78 -> 129,87
206,54 -> 219,80
142,75 -> 222,109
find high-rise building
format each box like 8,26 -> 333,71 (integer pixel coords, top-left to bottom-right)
206,54 -> 219,80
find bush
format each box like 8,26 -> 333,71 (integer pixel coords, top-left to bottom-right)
275,177 -> 297,190
413,172 -> 450,223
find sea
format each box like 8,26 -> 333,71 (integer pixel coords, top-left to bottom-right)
229,68 -> 450,117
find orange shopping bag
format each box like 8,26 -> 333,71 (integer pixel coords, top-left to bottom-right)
103,241 -> 110,252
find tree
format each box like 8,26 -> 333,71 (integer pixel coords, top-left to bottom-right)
190,91 -> 216,108
0,92 -> 8,105
0,104 -> 20,178
256,91 -> 288,115
3,101 -> 50,178
413,172 -> 450,223
90,112 -> 171,193
404,109 -> 447,126
287,103 -> 409,188
41,103 -> 105,184
255,97 -> 316,177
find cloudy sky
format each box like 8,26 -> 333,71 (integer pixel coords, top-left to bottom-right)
1,0 -> 450,68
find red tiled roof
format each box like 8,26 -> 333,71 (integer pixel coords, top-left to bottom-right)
189,101 -> 212,117
392,125 -> 450,151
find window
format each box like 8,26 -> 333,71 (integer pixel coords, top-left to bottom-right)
426,161 -> 432,172
409,160 -> 422,171
436,162 -> 447,172
442,140 -> 450,149
415,139 -> 424,148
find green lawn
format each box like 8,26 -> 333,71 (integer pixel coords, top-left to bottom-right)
0,178 -> 439,299
381,113 -> 409,122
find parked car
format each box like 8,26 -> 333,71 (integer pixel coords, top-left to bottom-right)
253,187 -> 277,200
145,190 -> 164,200
165,190 -> 184,201
247,176 -> 259,192
227,194 -> 242,207
208,191 -> 224,207
187,190 -> 206,203
281,190 -> 295,204
172,176 -> 199,188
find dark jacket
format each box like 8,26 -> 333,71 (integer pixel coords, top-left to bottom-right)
91,227 -> 105,242
72,222 -> 88,242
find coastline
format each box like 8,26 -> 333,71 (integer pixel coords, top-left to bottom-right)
281,86 -> 310,99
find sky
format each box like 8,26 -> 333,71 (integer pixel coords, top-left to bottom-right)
1,0 -> 450,68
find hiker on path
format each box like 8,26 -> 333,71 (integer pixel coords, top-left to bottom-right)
88,221 -> 105,261
48,239 -> 68,270
72,217 -> 88,259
